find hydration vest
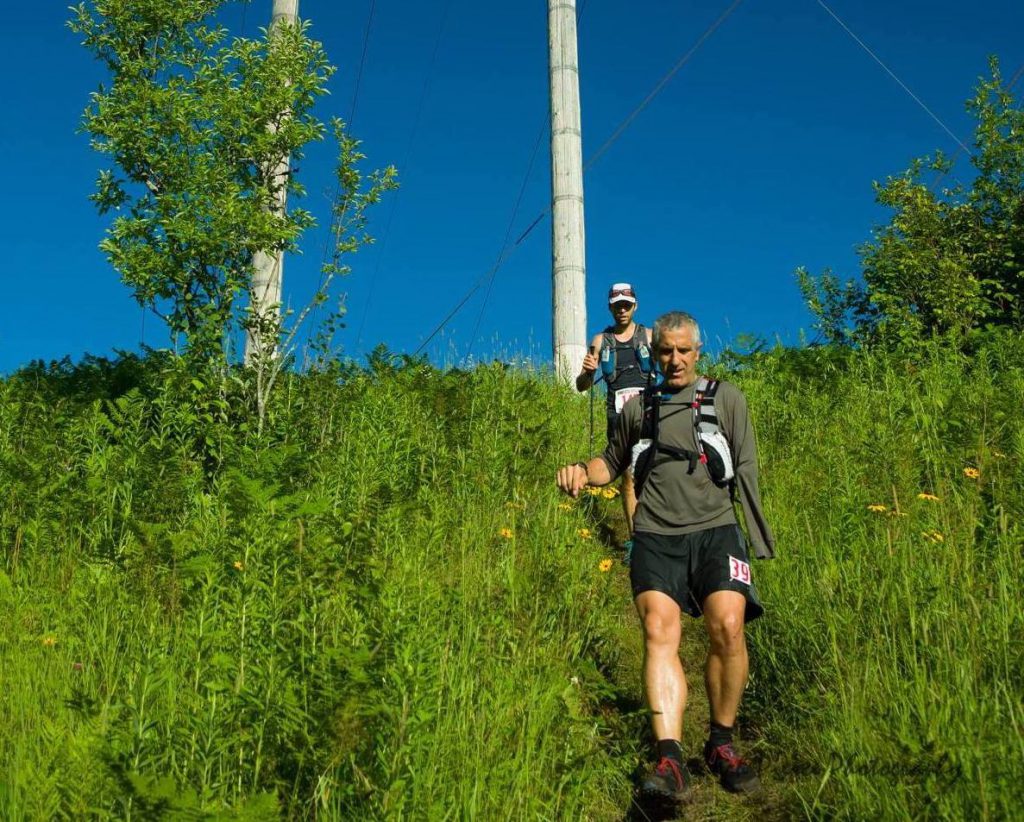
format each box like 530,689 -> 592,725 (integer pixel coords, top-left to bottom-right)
599,324 -> 652,386
632,377 -> 735,498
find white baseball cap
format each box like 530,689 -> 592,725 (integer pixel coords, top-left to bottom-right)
608,282 -> 637,305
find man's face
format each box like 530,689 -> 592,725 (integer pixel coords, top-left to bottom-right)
655,326 -> 701,388
609,300 -> 636,326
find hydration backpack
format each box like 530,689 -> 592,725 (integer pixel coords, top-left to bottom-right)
599,324 -> 652,385
631,377 -> 735,498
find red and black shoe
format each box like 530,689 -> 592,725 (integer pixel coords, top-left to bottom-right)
704,741 -> 761,793
640,756 -> 689,803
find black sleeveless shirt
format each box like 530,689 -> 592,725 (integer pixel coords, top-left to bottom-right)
603,324 -> 648,414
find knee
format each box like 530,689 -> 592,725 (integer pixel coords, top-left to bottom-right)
707,612 -> 745,656
642,609 -> 679,648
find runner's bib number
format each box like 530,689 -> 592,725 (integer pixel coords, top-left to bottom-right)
614,387 -> 643,414
729,556 -> 751,585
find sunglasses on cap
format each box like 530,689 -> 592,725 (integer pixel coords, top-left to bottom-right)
608,288 -> 635,299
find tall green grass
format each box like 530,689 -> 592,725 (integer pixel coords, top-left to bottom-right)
729,333 -> 1024,820
0,333 -> 1020,819
0,354 -> 634,819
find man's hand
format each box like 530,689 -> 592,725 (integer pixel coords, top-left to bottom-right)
556,462 -> 589,498
575,346 -> 599,392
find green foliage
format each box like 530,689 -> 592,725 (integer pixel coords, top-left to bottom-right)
800,58 -> 1024,346
0,352 -> 633,817
2,335 -> 1022,817
69,1 -> 394,364
731,330 -> 1024,819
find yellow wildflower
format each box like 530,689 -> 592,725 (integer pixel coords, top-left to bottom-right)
922,530 -> 945,543
599,558 -> 613,572
601,488 -> 617,500
963,467 -> 980,479
41,636 -> 57,648
558,502 -> 573,511
992,450 -> 1006,459
578,528 -> 593,539
498,528 -> 514,539
586,487 -> 601,497
233,560 -> 244,571
867,504 -> 888,513
916,493 -> 940,502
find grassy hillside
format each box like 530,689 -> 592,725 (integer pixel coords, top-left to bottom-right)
0,335 -> 1021,819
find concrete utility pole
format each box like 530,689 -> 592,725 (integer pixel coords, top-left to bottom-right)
245,0 -> 299,365
548,0 -> 587,383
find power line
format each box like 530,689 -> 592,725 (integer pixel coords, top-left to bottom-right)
305,0 -> 380,349
585,0 -> 744,172
465,120 -> 549,361
356,0 -> 455,351
815,0 -> 972,156
349,0 -> 377,129
414,0 -> 743,356
930,60 -> 1024,192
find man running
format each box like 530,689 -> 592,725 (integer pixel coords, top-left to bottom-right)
575,283 -> 653,547
557,310 -> 775,804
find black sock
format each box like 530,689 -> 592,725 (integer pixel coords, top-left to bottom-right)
708,721 -> 733,748
656,738 -> 684,763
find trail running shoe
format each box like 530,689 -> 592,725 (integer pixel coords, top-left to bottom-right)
704,741 -> 761,793
640,756 -> 688,803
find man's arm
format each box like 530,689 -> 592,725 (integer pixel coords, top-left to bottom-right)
721,384 -> 776,559
556,397 -> 637,497
575,334 -> 604,392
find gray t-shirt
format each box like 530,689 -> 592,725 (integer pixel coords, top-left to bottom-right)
600,378 -> 776,559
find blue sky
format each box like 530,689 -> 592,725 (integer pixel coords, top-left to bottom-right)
3,0 -> 1022,372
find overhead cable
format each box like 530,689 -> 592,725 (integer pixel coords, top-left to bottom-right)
306,0 -> 379,346
464,120 -> 549,361
356,0 -> 454,351
349,0 -> 378,129
815,0 -> 972,156
930,60 -> 1024,191
414,0 -> 742,356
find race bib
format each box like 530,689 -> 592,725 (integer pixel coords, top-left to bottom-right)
614,387 -> 643,414
729,556 -> 751,585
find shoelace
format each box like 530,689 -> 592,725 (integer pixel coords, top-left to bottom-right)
655,756 -> 685,788
709,743 -> 748,770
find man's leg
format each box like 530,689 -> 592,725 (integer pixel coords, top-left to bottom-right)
702,589 -> 759,793
635,589 -> 689,800
703,590 -> 748,725
635,590 -> 686,741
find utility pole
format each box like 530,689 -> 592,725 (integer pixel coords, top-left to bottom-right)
245,0 -> 299,366
548,0 -> 587,383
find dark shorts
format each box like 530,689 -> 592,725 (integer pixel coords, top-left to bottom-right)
630,526 -> 764,622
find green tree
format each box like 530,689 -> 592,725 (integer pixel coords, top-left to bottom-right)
69,0 -> 392,363
800,58 -> 1024,345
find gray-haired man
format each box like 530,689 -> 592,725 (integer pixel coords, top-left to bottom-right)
557,310 -> 775,803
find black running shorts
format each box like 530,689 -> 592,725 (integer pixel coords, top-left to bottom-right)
629,526 -> 764,621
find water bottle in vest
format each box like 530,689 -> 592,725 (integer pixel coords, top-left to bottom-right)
636,341 -> 652,376
600,345 -> 615,380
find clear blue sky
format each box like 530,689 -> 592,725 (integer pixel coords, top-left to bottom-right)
3,0 -> 1022,372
